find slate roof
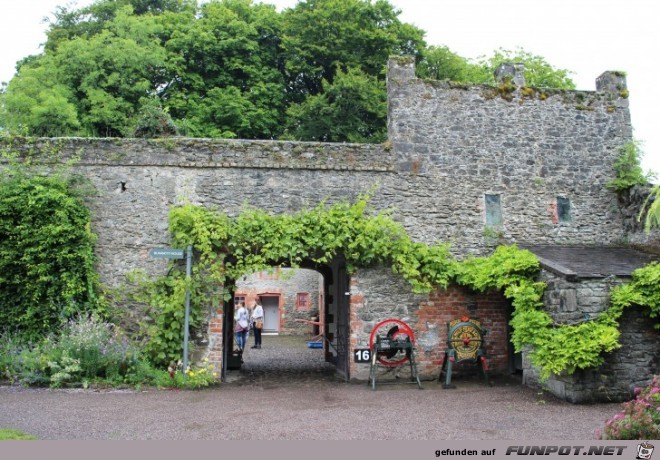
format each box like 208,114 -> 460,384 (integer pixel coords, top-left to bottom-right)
521,245 -> 659,280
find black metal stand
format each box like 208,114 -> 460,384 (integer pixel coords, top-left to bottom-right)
438,349 -> 489,389
368,339 -> 422,390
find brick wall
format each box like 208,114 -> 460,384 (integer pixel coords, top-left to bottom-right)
349,267 -> 510,381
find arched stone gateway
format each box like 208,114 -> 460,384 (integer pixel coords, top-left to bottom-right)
3,58 -> 658,402
208,259 -> 353,382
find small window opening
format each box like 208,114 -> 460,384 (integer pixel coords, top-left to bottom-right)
485,194 -> 503,226
557,197 -> 571,222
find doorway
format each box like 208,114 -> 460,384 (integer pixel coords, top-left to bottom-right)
260,295 -> 280,333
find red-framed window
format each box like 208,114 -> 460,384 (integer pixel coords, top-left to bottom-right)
296,293 -> 310,310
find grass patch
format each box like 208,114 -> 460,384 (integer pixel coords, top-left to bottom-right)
0,428 -> 38,440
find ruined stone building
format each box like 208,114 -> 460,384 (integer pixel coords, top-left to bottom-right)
7,58 -> 658,402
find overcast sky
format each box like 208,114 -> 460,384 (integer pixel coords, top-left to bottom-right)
1,0 -> 657,178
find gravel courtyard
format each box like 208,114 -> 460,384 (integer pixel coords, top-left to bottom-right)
0,335 -> 621,440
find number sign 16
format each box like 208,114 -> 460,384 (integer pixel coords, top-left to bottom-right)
354,348 -> 371,363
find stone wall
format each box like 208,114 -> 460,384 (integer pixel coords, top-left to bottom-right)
1,57 -> 650,397
15,138 -> 393,287
0,59 -> 634,286
539,271 -> 624,324
525,305 -> 660,403
387,57 -> 632,254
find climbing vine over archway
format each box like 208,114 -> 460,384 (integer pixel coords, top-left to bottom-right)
135,194 -> 659,380
168,195 -> 456,293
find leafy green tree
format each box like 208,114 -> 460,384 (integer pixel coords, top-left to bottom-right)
2,5 -> 172,137
417,46 -> 576,89
0,0 -> 578,141
416,45 -> 489,83
281,0 -> 426,99
44,0 -> 197,52
479,48 -> 576,89
132,97 -> 178,137
54,7 -> 171,136
607,140 -> 654,192
164,0 -> 286,138
0,58 -> 80,136
285,67 -> 386,142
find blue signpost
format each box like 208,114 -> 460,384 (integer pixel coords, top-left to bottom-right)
148,248 -> 185,259
149,246 -> 193,373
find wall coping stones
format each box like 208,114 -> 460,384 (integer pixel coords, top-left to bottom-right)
0,137 -> 396,173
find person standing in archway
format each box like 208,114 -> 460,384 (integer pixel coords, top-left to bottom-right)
234,301 -> 249,351
251,299 -> 264,349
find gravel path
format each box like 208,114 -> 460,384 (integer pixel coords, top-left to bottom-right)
0,335 -> 621,440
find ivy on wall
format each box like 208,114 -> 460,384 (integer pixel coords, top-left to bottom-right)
131,195 -> 457,364
450,250 -> 658,380
456,246 -> 624,380
610,262 -> 660,328
0,170 -> 102,341
139,196 -> 659,379
168,196 -> 457,293
126,268 -> 209,365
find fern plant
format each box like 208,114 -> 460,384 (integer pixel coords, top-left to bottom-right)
607,140 -> 654,191
638,185 -> 660,233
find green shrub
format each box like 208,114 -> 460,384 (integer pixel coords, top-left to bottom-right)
127,269 -> 207,367
48,351 -> 82,388
55,313 -> 140,381
597,375 -> 660,439
0,335 -> 55,386
181,359 -> 219,389
0,173 -> 103,341
157,359 -> 219,390
111,359 -> 219,390
0,334 -> 19,381
120,358 -> 164,387
0,313 -> 216,389
0,315 -> 152,388
132,98 -> 178,138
